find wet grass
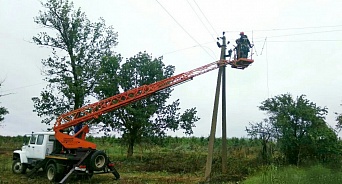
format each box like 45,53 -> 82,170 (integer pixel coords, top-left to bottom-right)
0,136 -> 205,184
242,165 -> 342,184
2,136 -> 342,184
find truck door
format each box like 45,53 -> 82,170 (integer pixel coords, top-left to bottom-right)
26,134 -> 46,159
45,135 -> 55,155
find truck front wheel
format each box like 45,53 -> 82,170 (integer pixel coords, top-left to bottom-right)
12,160 -> 27,174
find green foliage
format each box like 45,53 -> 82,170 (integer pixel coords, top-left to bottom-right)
139,152 -> 206,173
0,104 -> 8,124
94,52 -> 199,157
243,165 -> 342,184
246,119 -> 274,164
31,0 -> 118,125
258,94 -> 339,165
31,1 -> 199,157
0,82 -> 9,124
94,55 -> 121,100
337,114 -> 342,129
335,104 -> 342,132
0,136 -> 24,150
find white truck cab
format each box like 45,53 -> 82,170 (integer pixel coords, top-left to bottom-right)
12,131 -> 120,183
12,132 -> 55,172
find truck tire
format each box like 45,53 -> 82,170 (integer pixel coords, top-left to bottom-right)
12,159 -> 27,174
46,163 -> 64,182
90,150 -> 107,171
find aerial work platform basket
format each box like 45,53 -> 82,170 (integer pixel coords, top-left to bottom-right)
227,31 -> 255,70
228,57 -> 254,70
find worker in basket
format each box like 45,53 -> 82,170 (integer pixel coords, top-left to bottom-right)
235,32 -> 253,59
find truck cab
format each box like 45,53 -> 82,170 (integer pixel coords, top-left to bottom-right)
12,131 -> 120,183
12,132 -> 55,172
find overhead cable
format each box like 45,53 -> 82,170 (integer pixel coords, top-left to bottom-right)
251,29 -> 342,41
255,39 -> 342,42
186,0 -> 216,41
225,24 -> 342,33
156,0 -> 216,59
1,82 -> 45,92
193,0 -> 219,37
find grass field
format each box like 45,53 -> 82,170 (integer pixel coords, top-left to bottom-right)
1,136 -> 342,184
243,164 -> 342,184
0,136 -> 238,183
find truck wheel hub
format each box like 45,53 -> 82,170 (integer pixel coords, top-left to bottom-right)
95,155 -> 106,167
47,168 -> 55,180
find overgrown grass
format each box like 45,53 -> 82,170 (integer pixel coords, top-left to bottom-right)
1,136 -> 342,183
243,164 -> 342,184
0,136 -> 262,183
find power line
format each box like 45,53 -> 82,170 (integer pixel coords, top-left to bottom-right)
0,93 -> 13,97
155,0 -> 216,60
1,82 -> 45,93
258,24 -> 342,31
193,0 -> 219,37
225,24 -> 342,33
251,31 -> 258,56
161,38 -> 341,57
161,40 -> 215,56
255,39 -> 342,42
250,29 -> 342,41
265,40 -> 269,98
264,29 -> 342,39
260,37 -> 267,55
186,0 -> 216,41
162,45 -> 198,56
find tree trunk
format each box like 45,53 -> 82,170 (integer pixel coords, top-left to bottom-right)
297,146 -> 301,166
127,138 -> 135,157
262,139 -> 268,164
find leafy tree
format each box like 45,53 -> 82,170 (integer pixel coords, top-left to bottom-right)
337,114 -> 342,130
258,94 -> 338,165
335,104 -> 342,132
246,118 -> 275,164
0,81 -> 9,125
31,0 -> 118,125
95,52 -> 200,157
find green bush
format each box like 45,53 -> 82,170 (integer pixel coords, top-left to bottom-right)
138,151 -> 206,173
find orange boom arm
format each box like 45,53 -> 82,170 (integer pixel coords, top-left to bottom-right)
54,60 -> 228,149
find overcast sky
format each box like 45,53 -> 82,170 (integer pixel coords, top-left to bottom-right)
1,0 -> 342,137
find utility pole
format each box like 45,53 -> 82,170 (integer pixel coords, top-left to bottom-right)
204,65 -> 222,181
205,32 -> 230,181
220,33 -> 228,174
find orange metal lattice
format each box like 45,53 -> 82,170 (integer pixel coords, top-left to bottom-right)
54,60 -> 228,149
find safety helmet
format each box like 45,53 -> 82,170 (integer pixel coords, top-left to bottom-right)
240,32 -> 244,35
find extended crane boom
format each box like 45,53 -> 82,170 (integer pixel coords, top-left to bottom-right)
54,60 -> 228,149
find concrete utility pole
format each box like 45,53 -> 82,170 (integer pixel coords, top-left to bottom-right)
204,66 -> 222,181
205,32 -> 229,181
220,34 -> 228,174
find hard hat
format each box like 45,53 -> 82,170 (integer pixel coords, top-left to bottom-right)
240,32 -> 244,35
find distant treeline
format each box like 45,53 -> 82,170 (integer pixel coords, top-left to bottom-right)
0,134 -> 262,150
